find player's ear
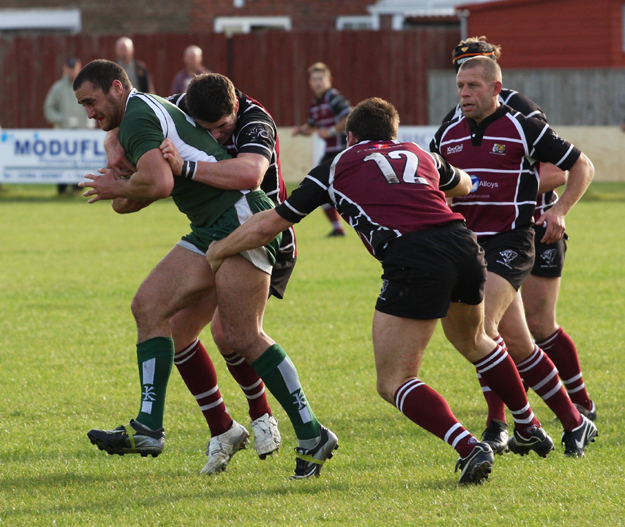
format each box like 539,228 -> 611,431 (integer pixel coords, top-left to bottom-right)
111,79 -> 125,97
492,80 -> 503,97
347,131 -> 358,147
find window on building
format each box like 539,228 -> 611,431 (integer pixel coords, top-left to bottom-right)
336,16 -> 374,30
214,16 -> 291,37
0,9 -> 81,34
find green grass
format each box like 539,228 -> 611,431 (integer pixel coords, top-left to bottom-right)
1,183 -> 624,526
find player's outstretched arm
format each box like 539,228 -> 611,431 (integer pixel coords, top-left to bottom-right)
207,209 -> 294,273
159,139 -> 267,191
80,149 -> 174,203
537,153 -> 594,244
444,168 -> 473,197
111,197 -> 154,214
292,123 -> 315,137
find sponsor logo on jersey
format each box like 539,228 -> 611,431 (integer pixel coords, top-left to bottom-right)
470,176 -> 499,193
540,248 -> 557,266
446,144 -> 463,155
496,249 -> 518,269
470,175 -> 480,193
491,143 -> 506,155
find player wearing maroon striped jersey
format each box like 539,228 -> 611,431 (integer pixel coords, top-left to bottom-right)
207,97 -> 556,485
292,62 -> 351,236
432,56 -> 597,457
438,37 -> 596,451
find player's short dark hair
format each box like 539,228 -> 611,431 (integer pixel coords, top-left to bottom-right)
346,97 -> 399,141
186,73 -> 237,123
452,36 -> 501,73
72,59 -> 131,93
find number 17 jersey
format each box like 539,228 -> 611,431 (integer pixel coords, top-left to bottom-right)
275,139 -> 465,259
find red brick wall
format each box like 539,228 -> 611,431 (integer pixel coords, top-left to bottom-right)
0,0 -> 191,34
191,0 -> 372,32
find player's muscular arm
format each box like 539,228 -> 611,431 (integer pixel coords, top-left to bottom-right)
104,128 -> 136,176
111,197 -> 154,214
292,123 -> 316,137
538,163 -> 568,194
207,209 -> 293,273
444,168 -> 472,197
160,139 -> 267,190
80,149 -> 174,203
538,153 -> 594,244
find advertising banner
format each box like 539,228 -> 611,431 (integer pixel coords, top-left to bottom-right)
0,129 -> 107,184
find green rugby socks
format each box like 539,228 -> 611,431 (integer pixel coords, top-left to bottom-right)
135,336 -> 175,431
251,344 -> 320,440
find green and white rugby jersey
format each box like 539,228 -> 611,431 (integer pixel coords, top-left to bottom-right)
119,90 -> 242,228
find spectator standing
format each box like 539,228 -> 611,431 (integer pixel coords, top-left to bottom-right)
115,36 -> 155,94
171,45 -> 209,94
292,62 -> 351,237
44,58 -> 94,194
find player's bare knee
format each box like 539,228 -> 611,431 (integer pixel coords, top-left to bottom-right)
211,323 -> 228,353
220,327 -> 257,356
130,293 -> 151,323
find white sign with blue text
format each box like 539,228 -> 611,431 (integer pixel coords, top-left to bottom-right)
0,129 -> 107,184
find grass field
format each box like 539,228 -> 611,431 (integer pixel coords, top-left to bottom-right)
1,183 -> 624,526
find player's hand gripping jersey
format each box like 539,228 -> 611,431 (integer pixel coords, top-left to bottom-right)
276,140 -> 465,259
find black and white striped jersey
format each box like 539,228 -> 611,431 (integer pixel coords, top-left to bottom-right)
307,88 -> 352,155
168,90 -> 295,260
435,88 -> 558,220
431,105 -> 581,237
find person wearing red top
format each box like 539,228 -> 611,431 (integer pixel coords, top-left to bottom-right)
431,56 -> 597,457
208,97 -> 553,485
292,62 -> 351,236
436,39 -> 596,446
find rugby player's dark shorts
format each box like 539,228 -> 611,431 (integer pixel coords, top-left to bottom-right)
270,257 -> 296,299
479,227 -> 535,291
375,221 -> 487,320
530,224 -> 567,278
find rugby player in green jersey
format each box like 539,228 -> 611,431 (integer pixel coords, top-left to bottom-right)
73,60 -> 338,479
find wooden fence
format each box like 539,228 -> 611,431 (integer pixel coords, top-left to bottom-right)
428,69 -> 625,126
0,28 -> 460,129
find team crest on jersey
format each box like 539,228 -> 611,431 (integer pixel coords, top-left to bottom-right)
496,249 -> 518,269
491,143 -> 506,155
447,144 -> 463,155
540,248 -> 557,266
246,125 -> 270,140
